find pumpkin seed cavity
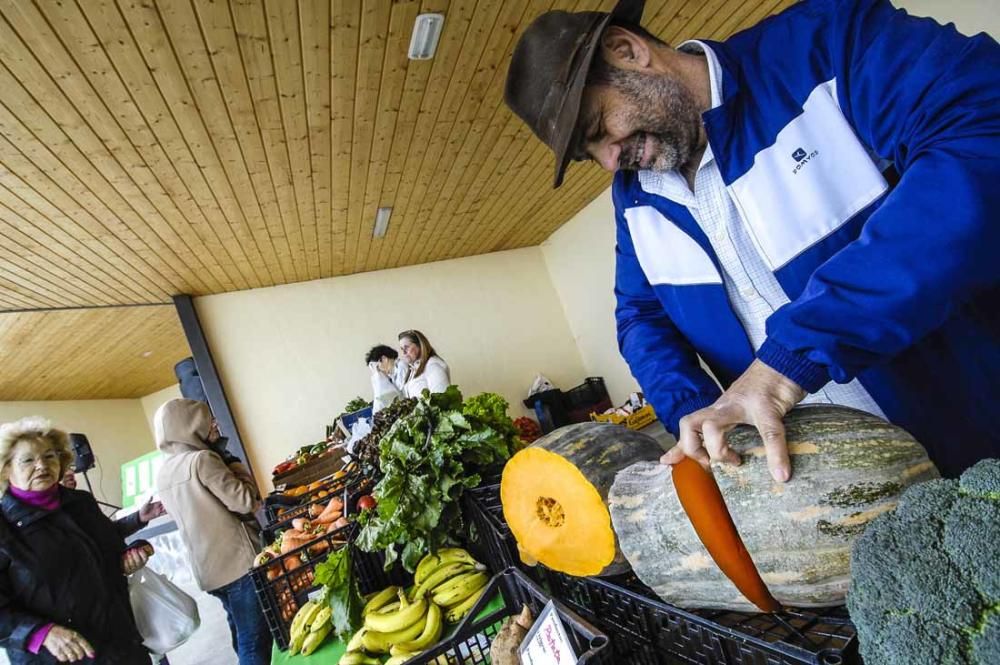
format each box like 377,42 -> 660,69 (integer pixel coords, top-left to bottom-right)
536,497 -> 565,527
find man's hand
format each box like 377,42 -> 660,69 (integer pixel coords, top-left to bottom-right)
42,625 -> 95,662
122,547 -> 149,575
138,498 -> 166,523
661,360 -> 807,482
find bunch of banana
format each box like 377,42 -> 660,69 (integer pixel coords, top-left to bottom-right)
287,601 -> 333,656
342,548 -> 490,663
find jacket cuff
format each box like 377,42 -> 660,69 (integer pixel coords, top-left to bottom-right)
757,338 -> 830,393
27,623 -> 54,654
666,394 -> 719,436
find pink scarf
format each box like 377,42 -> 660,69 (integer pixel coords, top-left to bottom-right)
8,484 -> 61,511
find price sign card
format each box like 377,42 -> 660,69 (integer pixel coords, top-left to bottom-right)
519,601 -> 579,665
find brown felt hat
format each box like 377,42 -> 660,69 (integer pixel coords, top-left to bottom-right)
504,0 -> 646,188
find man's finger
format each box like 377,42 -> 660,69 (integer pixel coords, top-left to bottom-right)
701,420 -> 741,466
678,414 -> 711,467
756,411 -> 791,482
660,446 -> 686,465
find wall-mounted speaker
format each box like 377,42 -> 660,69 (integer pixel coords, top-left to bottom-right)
69,433 -> 95,473
174,357 -> 208,403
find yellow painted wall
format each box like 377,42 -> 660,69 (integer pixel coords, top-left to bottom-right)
195,247 -> 587,490
141,383 -> 183,438
894,0 -> 999,37
541,188 -> 640,405
0,400 -> 155,505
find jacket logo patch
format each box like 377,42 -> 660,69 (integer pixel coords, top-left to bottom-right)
729,78 -> 888,270
791,147 -> 819,174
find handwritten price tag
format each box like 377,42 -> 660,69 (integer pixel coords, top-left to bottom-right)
519,601 -> 578,665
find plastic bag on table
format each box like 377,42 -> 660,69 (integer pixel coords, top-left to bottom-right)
370,361 -> 402,414
528,374 -> 556,397
128,567 -> 200,654
346,417 -> 373,456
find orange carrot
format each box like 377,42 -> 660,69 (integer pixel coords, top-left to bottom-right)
314,496 -> 345,524
314,511 -> 342,525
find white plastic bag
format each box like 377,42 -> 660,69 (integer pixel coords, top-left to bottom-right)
528,374 -> 556,397
370,362 -> 402,414
128,568 -> 200,654
346,417 -> 373,456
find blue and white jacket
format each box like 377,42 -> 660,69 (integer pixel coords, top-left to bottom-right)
613,0 -> 1000,477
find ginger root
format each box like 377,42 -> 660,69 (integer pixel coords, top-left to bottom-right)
490,604 -> 535,665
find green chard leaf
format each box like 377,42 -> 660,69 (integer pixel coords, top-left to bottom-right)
313,547 -> 364,638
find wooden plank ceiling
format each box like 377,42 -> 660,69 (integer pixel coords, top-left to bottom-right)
0,0 -> 792,400
0,306 -> 189,400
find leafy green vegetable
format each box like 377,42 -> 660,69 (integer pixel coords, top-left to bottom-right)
343,396 -> 372,415
356,386 -> 517,572
313,547 -> 364,639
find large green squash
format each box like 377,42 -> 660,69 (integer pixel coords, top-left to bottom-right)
501,422 -> 663,577
609,405 -> 938,611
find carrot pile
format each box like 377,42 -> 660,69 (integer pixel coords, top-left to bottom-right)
253,494 -> 351,585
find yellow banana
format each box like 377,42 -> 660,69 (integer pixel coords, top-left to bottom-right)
287,630 -> 306,656
394,601 -> 443,653
360,613 -> 426,654
345,628 -> 367,653
289,600 -> 318,637
364,595 -> 428,633
377,601 -> 401,615
309,605 -> 332,631
445,585 -> 488,624
390,644 -> 421,657
301,622 -> 331,656
385,655 -> 416,665
364,586 -> 401,615
410,561 -> 481,600
338,651 -> 381,665
431,571 -> 489,607
414,548 -> 478,584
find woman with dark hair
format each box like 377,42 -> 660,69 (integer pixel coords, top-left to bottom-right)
366,345 -> 408,412
398,330 -> 451,398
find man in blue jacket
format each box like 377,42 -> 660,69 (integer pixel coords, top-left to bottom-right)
505,0 -> 999,479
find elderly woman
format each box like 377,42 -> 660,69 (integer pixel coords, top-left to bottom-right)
0,417 -> 150,664
398,330 -> 451,398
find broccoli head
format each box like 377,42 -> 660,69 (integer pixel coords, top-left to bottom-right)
848,458 -> 1000,664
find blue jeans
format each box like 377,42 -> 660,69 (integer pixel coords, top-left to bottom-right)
208,574 -> 272,665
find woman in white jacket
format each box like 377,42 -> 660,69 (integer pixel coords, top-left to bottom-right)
398,330 -> 451,398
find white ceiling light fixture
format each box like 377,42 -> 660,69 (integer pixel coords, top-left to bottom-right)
373,207 -> 392,238
408,13 -> 444,60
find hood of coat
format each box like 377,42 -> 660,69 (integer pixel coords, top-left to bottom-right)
155,398 -> 213,455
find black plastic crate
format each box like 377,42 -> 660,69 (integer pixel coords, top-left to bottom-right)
262,477 -> 373,542
461,474 -> 521,576
264,462 -> 364,524
542,570 -> 859,665
523,378 -> 615,433
409,568 -> 610,665
564,377 -> 611,409
251,524 -> 413,651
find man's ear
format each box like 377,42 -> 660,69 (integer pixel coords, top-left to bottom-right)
599,25 -> 653,71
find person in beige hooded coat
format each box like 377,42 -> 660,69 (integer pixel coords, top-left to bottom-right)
154,399 -> 272,665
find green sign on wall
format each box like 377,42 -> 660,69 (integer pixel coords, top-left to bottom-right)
120,450 -> 163,509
